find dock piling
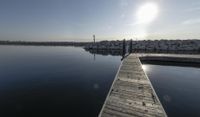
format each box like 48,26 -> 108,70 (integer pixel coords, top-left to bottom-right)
129,39 -> 132,53
122,39 -> 126,57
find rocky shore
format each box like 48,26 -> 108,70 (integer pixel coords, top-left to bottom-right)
84,39 -> 200,54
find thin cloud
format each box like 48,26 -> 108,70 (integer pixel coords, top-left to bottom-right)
119,0 -> 128,8
182,18 -> 200,25
127,21 -> 145,26
186,7 -> 200,12
126,21 -> 140,26
120,14 -> 125,18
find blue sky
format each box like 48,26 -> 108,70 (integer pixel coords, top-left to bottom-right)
0,0 -> 200,41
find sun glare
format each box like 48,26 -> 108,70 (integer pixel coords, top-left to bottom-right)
137,3 -> 159,24
142,65 -> 149,71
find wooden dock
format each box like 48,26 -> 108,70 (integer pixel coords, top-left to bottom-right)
99,54 -> 167,117
138,53 -> 200,64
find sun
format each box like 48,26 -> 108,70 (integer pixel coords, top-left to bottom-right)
137,3 -> 159,24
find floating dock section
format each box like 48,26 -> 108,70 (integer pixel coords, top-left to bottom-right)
138,54 -> 200,64
99,54 -> 167,117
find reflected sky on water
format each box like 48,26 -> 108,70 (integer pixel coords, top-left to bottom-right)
143,64 -> 200,117
0,46 -> 121,117
1,45 -> 200,117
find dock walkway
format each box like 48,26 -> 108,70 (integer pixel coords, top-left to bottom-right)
99,54 -> 167,117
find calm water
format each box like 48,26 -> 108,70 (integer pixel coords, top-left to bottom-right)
143,64 -> 200,117
1,46 -> 200,117
0,46 -> 121,117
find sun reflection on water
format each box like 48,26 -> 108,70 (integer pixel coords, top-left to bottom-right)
142,65 -> 149,72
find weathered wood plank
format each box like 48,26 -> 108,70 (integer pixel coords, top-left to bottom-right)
99,54 -> 167,117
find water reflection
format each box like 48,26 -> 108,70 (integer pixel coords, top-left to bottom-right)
85,49 -> 123,56
142,65 -> 149,72
84,48 -> 200,56
143,64 -> 200,117
0,46 -> 121,117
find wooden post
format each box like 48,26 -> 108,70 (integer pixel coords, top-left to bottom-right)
129,39 -> 132,53
93,35 -> 95,44
122,39 -> 126,56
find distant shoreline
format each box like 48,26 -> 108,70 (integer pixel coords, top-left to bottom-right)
84,39 -> 200,54
1,40 -> 200,67
0,40 -> 90,46
1,40 -> 200,54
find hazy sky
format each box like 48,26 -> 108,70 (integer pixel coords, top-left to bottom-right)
0,0 -> 200,41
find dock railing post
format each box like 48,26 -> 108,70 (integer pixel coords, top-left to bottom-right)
122,39 -> 126,56
129,39 -> 132,53
93,35 -> 95,44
